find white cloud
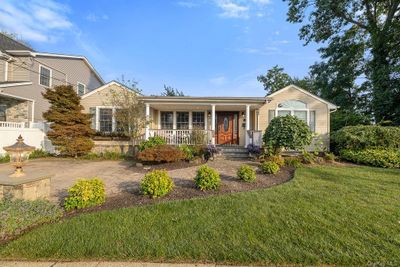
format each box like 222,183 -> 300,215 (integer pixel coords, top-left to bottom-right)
0,0 -> 72,43
215,0 -> 249,18
213,0 -> 271,19
209,76 -> 228,86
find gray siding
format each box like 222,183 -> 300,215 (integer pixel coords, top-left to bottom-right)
1,56 -> 103,121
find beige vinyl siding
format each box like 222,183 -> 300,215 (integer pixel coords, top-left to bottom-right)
258,86 -> 330,150
81,83 -> 130,112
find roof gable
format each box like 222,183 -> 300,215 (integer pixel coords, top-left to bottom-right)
0,33 -> 34,52
267,84 -> 338,109
81,81 -> 140,99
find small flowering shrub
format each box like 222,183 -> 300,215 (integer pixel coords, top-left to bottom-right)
64,178 -> 106,211
247,144 -> 261,156
261,161 -> 280,174
204,145 -> 219,160
194,165 -> 221,190
0,199 -> 63,240
140,170 -> 174,198
285,157 -> 303,168
237,164 -> 256,182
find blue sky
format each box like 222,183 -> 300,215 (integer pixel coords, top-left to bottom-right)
0,0 -> 320,96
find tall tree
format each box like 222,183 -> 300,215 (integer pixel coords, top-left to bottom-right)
161,85 -> 185,96
42,85 -> 94,157
257,65 -> 317,94
285,0 -> 400,124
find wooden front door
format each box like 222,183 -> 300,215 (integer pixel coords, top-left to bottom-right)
216,112 -> 239,145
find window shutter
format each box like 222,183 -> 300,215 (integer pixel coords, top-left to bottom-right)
310,111 -> 316,132
89,107 -> 96,130
268,110 -> 275,123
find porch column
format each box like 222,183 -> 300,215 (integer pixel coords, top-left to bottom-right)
211,104 -> 216,145
95,106 -> 100,131
245,104 -> 250,146
145,103 -> 150,140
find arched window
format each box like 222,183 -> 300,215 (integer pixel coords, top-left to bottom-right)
274,100 -> 316,132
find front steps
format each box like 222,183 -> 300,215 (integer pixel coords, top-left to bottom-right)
217,145 -> 249,159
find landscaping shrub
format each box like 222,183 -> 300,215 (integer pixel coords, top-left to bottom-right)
340,149 -> 400,168
285,157 -> 303,168
179,145 -> 194,160
138,136 -> 166,151
29,149 -> 50,159
0,199 -> 62,240
324,152 -> 336,162
247,144 -> 262,156
260,161 -> 280,174
265,155 -> 285,167
64,178 -> 106,211
331,125 -> 400,153
137,145 -> 185,163
194,165 -> 221,190
263,115 -> 312,155
301,151 -> 318,164
0,154 -> 10,164
237,165 -> 256,182
140,170 -> 174,198
81,151 -> 126,160
204,145 -> 219,161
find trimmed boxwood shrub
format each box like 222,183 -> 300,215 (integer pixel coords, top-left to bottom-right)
263,115 -> 312,155
0,154 -> 10,164
237,165 -> 256,182
138,136 -> 166,152
340,149 -> 400,168
194,165 -> 220,190
285,157 -> 303,168
261,161 -> 280,174
140,170 -> 174,198
0,199 -> 63,240
64,178 -> 106,211
331,125 -> 400,153
138,145 -> 185,163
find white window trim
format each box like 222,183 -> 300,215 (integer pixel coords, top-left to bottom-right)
77,82 -> 86,96
95,106 -> 119,132
158,110 -> 207,130
275,100 -> 312,127
39,64 -> 52,87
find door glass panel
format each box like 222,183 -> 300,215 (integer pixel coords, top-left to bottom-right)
223,117 -> 229,132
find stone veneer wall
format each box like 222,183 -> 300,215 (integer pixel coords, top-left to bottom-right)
0,96 -> 29,122
92,140 -> 136,156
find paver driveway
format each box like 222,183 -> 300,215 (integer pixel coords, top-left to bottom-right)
0,158 -> 258,203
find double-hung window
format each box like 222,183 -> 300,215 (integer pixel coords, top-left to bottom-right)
0,105 -> 6,121
39,65 -> 51,87
77,82 -> 86,96
99,108 -> 113,133
160,112 -> 173,129
192,111 -> 205,129
176,112 -> 189,129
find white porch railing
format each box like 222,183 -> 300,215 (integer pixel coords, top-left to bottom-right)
149,129 -> 213,145
247,130 -> 263,147
0,121 -> 26,129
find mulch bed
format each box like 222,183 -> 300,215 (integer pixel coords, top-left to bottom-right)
65,166 -> 294,218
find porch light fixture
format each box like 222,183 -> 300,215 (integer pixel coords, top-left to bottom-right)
3,135 -> 35,177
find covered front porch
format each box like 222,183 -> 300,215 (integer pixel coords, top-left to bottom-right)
141,96 -> 265,147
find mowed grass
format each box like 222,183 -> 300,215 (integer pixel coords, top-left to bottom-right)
1,165 -> 400,265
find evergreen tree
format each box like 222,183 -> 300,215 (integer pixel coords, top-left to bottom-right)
42,85 -> 94,157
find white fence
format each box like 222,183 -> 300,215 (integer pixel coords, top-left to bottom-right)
0,121 -> 54,155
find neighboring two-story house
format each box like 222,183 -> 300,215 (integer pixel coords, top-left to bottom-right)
0,33 -> 104,125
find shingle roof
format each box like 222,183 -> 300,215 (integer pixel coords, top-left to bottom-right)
0,33 -> 34,53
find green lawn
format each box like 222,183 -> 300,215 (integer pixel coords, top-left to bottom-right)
1,165 -> 400,265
